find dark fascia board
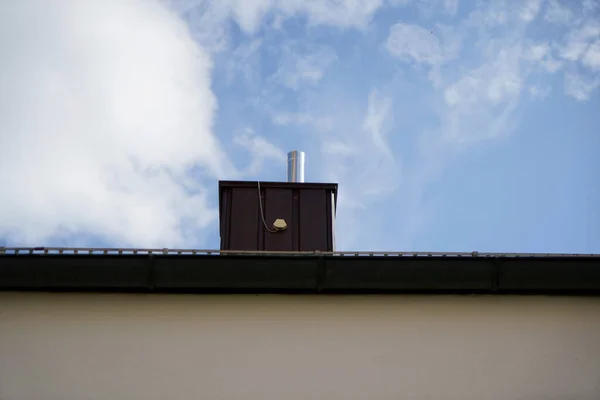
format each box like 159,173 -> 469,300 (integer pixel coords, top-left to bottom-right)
218,180 -> 339,210
219,180 -> 338,191
1,254 -> 600,295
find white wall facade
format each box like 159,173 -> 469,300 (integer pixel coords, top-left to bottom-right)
1,293 -> 599,400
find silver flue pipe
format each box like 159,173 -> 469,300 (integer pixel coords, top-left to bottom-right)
287,150 -> 305,183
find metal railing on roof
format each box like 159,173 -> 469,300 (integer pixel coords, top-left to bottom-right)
0,246 -> 599,258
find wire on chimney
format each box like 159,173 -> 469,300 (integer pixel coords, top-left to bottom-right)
257,181 -> 277,233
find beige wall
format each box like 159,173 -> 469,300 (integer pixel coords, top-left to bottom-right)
1,293 -> 599,400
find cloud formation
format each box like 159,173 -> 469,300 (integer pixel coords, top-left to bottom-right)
0,0 -> 231,246
386,23 -> 458,66
176,0 -> 384,38
1,0 -> 598,252
0,0 -> 389,248
271,43 -> 338,90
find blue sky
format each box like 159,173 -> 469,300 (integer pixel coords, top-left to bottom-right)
0,0 -> 599,253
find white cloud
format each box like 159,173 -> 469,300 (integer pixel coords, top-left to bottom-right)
558,19 -> 600,62
166,0 -> 386,58
225,39 -> 263,85
544,0 -> 573,25
388,32 -> 532,245
408,0 -> 460,16
528,84 -> 551,99
387,23 -> 442,65
363,90 -> 394,159
0,0 -> 238,247
271,112 -> 333,132
312,88 -> 401,249
468,0 -> 545,27
387,0 -> 410,5
233,129 -> 286,176
564,70 -> 600,100
520,0 -> 544,22
582,39 -> 600,70
0,0 -> 399,248
525,43 -> 550,62
523,42 -> 564,73
386,23 -> 460,66
441,40 -> 525,145
271,43 -> 338,90
442,0 -> 459,15
466,1 -> 510,28
184,0 -> 384,36
321,141 -> 358,157
541,55 -> 564,73
445,52 -> 522,109
379,0 -> 600,247
341,89 -> 400,198
5,0 -> 596,252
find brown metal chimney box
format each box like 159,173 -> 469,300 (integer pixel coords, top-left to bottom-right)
218,181 -> 337,252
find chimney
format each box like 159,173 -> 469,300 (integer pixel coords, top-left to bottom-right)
287,150 -> 305,183
218,151 -> 337,252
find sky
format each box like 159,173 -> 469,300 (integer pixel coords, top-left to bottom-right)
0,0 -> 599,253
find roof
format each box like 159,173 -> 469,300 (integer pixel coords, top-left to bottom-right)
218,180 -> 339,211
1,247 -> 600,295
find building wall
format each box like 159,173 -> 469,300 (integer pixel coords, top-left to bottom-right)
1,293 -> 599,400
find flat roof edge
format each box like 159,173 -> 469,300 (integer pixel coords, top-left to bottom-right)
218,180 -> 338,190
2,253 -> 600,295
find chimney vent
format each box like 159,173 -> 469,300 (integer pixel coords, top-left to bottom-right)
218,179 -> 337,252
287,150 -> 305,183
218,150 -> 337,252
